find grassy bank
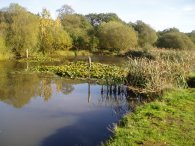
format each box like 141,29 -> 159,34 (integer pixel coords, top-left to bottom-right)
106,89 -> 195,146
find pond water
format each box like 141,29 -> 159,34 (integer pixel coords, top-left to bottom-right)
66,55 -> 127,66
0,60 -> 141,146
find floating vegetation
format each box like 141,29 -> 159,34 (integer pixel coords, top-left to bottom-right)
32,61 -> 128,84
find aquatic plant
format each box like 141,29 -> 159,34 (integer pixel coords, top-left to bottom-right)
32,61 -> 128,84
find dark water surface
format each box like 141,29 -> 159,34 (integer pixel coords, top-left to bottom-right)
0,60 -> 140,146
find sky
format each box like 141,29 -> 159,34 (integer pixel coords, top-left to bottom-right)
0,0 -> 195,32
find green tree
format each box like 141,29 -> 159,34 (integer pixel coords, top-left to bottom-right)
39,8 -> 53,54
0,11 -> 13,59
131,20 -> 157,48
56,4 -> 75,19
86,13 -> 123,26
39,9 -> 72,54
157,29 -> 194,50
188,30 -> 195,44
4,3 -> 39,58
51,19 -> 72,51
0,35 -> 10,59
98,21 -> 138,53
59,13 -> 93,50
85,13 -> 124,51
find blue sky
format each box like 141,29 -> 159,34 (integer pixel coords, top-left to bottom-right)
0,0 -> 195,32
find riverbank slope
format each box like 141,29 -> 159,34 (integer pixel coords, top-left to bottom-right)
106,89 -> 195,146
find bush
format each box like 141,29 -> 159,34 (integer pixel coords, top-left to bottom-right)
157,31 -> 194,50
98,21 -> 138,53
131,20 -> 157,48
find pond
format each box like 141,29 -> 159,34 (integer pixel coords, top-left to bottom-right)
0,60 -> 141,146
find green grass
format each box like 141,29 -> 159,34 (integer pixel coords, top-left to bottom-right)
106,89 -> 195,146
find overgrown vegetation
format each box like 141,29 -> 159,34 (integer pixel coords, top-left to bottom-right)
125,49 -> 195,93
106,89 -> 195,146
29,49 -> 195,96
32,61 -> 128,84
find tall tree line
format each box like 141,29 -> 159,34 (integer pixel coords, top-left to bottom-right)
0,3 -> 194,59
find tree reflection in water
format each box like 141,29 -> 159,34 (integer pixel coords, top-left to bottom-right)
0,65 -> 75,108
0,61 -> 143,113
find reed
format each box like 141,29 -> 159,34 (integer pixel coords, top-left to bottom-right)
126,49 -> 195,93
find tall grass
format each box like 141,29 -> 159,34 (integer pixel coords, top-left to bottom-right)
126,49 -> 195,93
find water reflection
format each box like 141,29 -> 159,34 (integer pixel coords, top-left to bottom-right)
0,72 -> 75,108
0,61 -> 143,146
67,55 -> 126,66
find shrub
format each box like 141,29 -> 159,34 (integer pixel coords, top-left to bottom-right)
157,31 -> 194,50
98,21 -> 138,53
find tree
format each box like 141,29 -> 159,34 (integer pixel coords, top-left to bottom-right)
159,27 -> 180,34
85,13 -> 124,51
59,14 -> 93,50
98,21 -> 138,53
39,8 -> 53,54
52,19 -> 73,51
56,4 -> 75,19
86,13 -> 123,26
4,3 -> 39,58
188,30 -> 195,44
131,20 -> 157,48
39,9 -> 72,54
0,35 -> 8,57
156,29 -> 194,50
0,13 -> 9,58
